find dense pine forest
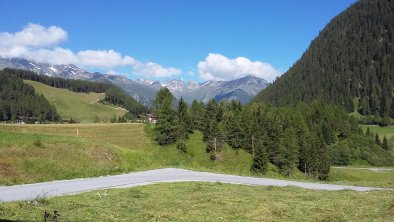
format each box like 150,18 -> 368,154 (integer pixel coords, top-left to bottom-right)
154,89 -> 394,180
0,70 -> 59,122
254,0 -> 394,118
3,68 -> 147,118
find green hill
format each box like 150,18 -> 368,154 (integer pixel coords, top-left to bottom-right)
25,80 -> 126,123
253,0 -> 394,118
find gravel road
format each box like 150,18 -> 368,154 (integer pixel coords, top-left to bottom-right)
0,168 -> 392,202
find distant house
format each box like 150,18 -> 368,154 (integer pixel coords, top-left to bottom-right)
135,114 -> 157,124
16,116 -> 26,124
146,114 -> 157,124
16,116 -> 38,124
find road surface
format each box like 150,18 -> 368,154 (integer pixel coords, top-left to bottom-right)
0,168 -> 392,202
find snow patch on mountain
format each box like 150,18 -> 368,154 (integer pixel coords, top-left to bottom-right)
0,57 -> 269,105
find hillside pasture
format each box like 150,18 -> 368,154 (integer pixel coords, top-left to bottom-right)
25,80 -> 126,123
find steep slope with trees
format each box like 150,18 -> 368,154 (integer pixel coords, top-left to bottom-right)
254,0 -> 394,117
0,70 -> 59,122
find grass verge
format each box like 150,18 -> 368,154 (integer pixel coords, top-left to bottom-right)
0,182 -> 393,221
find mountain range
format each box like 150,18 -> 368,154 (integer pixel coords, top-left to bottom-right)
0,57 -> 269,106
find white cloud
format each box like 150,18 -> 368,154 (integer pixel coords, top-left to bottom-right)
133,61 -> 182,78
0,23 -> 181,79
0,23 -> 67,48
198,53 -> 280,82
76,50 -> 135,68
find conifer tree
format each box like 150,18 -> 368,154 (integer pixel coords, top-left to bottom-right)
316,136 -> 331,180
189,100 -> 205,131
154,88 -> 178,145
176,97 -> 190,152
375,133 -> 381,146
382,136 -> 389,150
365,127 -> 371,137
203,100 -> 224,158
251,136 -> 269,174
278,127 -> 299,176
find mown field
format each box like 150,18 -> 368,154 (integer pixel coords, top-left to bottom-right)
1,182 -> 393,221
25,80 -> 126,122
0,123 -> 393,188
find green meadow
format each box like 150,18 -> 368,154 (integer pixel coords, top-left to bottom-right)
0,123 -> 393,188
360,124 -> 394,139
25,80 -> 126,123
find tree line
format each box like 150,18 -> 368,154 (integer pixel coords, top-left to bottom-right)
0,70 -> 59,122
154,88 -> 394,180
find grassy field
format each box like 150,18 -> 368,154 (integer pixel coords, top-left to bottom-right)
0,123 -> 253,185
329,167 -> 394,187
1,182 -> 393,221
360,124 -> 394,139
25,80 -> 126,122
0,123 -> 393,187
0,130 -> 149,185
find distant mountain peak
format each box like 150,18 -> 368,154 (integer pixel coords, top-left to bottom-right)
0,57 -> 269,105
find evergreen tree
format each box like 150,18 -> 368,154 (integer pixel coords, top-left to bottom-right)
154,88 -> 178,145
176,97 -> 190,152
316,136 -> 331,180
203,100 -> 224,158
189,100 -> 205,131
322,121 -> 335,145
382,136 -> 389,150
221,102 -> 243,150
278,127 -> 299,176
251,136 -> 269,174
375,133 -> 381,146
365,127 -> 371,137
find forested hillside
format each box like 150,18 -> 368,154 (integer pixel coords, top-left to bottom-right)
254,0 -> 394,117
0,70 -> 59,122
154,88 -> 394,180
4,68 -> 147,116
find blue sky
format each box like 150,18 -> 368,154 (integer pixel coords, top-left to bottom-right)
0,0 -> 356,82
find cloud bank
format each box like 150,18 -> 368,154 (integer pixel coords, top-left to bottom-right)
0,23 -> 181,78
198,53 -> 280,81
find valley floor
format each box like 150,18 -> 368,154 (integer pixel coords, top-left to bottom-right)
0,123 -> 394,221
